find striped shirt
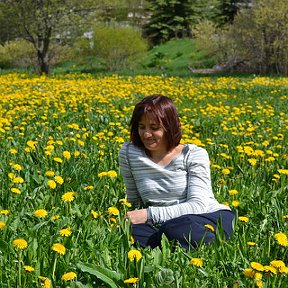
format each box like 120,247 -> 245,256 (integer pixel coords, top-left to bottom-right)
119,142 -> 230,224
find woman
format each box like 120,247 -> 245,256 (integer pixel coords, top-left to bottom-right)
119,94 -> 234,250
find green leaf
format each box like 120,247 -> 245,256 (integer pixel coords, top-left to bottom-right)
77,262 -> 123,288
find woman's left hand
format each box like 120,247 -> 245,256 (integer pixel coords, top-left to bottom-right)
126,209 -> 148,224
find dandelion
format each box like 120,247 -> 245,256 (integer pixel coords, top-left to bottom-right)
45,170 -> 55,177
38,276 -> 51,288
247,241 -> 256,246
9,148 -> 18,154
13,164 -> 22,171
108,206 -> 119,216
222,168 -> 230,175
53,157 -> 63,163
84,185 -> 94,190
190,258 -> 204,267
232,200 -> 240,207
204,224 -> 215,232
63,151 -> 71,159
12,177 -> 24,183
54,175 -> 64,184
59,227 -> 72,237
128,249 -> 142,262
0,221 -> 6,229
263,266 -> 277,274
74,151 -> 80,157
278,169 -> 288,175
124,277 -> 139,284
13,238 -> 28,250
8,172 -> 16,179
61,192 -> 76,202
33,209 -> 48,218
250,262 -> 264,272
243,268 -> 255,278
51,243 -> 66,255
228,189 -> 238,196
279,266 -> 288,274
47,180 -> 56,189
24,265 -> 35,272
270,260 -> 286,269
239,216 -> 249,223
274,232 -> 288,247
119,198 -> 132,208
0,210 -> 9,215
255,280 -> 263,288
91,210 -> 100,219
11,187 -> 21,194
107,170 -> 117,178
61,272 -> 77,281
98,171 -> 107,177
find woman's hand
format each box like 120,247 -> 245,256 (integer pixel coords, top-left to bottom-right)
126,209 -> 148,224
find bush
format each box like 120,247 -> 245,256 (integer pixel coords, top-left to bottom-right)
92,25 -> 147,71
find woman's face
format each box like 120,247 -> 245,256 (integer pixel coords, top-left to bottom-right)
138,114 -> 166,153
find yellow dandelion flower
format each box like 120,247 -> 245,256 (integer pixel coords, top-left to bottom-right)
0,221 -> 6,229
59,227 -> 72,237
8,172 -> 16,179
248,158 -> 257,166
128,249 -> 142,262
33,209 -> 48,218
47,180 -> 57,189
84,185 -> 94,190
11,187 -> 21,194
0,210 -> 9,215
232,200 -> 240,207
279,266 -> 288,274
63,151 -> 71,159
222,168 -> 230,175
98,171 -> 108,177
12,177 -> 24,184
26,140 -> 37,150
247,241 -> 256,246
38,276 -> 51,288
74,151 -> 80,157
45,170 -> 55,177
119,198 -> 132,208
54,176 -> 64,185
278,169 -> 288,175
228,189 -> 238,196
53,157 -> 63,163
13,238 -> 28,249
108,207 -> 119,216
263,266 -> 277,274
51,215 -> 60,221
107,170 -> 117,178
243,268 -> 255,278
124,277 -> 139,284
61,192 -> 76,202
239,216 -> 249,223
190,258 -> 204,267
254,272 -> 262,280
270,260 -> 286,268
91,210 -> 100,219
61,271 -> 77,281
51,243 -> 66,255
13,164 -> 22,171
255,280 -> 263,288
24,265 -> 35,272
204,224 -> 215,232
251,262 -> 264,272
9,148 -> 18,154
274,232 -> 288,247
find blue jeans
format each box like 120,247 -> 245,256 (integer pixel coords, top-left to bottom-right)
131,210 -> 235,250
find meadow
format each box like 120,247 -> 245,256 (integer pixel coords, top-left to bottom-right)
0,72 -> 287,287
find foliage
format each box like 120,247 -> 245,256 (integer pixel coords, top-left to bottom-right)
0,73 -> 287,287
92,25 -> 147,71
217,0 -> 288,74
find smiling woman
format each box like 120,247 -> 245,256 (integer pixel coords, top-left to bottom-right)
119,94 -> 235,250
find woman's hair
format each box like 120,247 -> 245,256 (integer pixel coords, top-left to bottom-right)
130,94 -> 182,151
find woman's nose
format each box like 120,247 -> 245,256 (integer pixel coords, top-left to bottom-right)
143,130 -> 152,137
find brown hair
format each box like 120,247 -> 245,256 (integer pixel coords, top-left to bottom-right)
130,94 -> 182,151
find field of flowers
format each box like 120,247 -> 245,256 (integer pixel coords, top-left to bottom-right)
0,73 -> 287,287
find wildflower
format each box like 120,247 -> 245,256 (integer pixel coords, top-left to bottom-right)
12,177 -> 24,183
54,176 -> 64,185
61,192 -> 76,202
124,277 -> 139,284
98,171 -> 107,177
51,215 -> 60,221
279,266 -> 288,274
108,207 -> 119,216
274,232 -> 288,247
38,276 -> 51,288
119,198 -> 132,208
61,272 -> 77,281
190,258 -> 204,267
84,185 -> 94,190
53,157 -> 63,163
247,241 -> 256,246
128,249 -> 142,262
9,148 -> 18,154
222,168 -> 230,175
45,170 -> 55,177
0,210 -> 9,215
278,169 -> 288,175
13,238 -> 28,249
63,151 -> 71,159
0,221 -> 6,229
243,268 -> 255,278
107,170 -> 117,178
47,180 -> 56,189
11,187 -> 21,194
26,140 -> 37,150
33,209 -> 48,218
248,158 -> 257,166
232,200 -> 240,207
91,210 -> 100,219
255,280 -> 263,288
204,224 -> 215,232
59,227 -> 72,237
250,262 -> 264,272
263,266 -> 277,274
51,243 -> 66,255
13,164 -> 22,171
270,260 -> 286,269
8,172 -> 16,179
74,151 -> 80,157
228,189 -> 238,196
24,265 -> 35,272
130,236 -> 135,245
239,216 -> 249,223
